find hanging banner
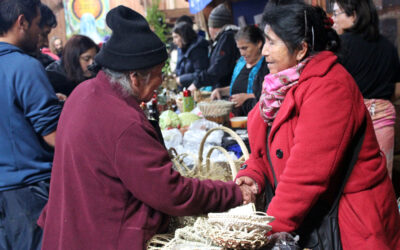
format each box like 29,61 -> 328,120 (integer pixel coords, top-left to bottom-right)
189,0 -> 212,14
63,0 -> 110,44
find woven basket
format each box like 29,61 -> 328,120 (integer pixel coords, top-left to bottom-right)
193,90 -> 211,102
172,126 -> 249,181
165,127 -> 250,233
147,204 -> 274,249
197,100 -> 234,126
205,204 -> 274,249
198,126 -> 250,180
175,98 -> 183,113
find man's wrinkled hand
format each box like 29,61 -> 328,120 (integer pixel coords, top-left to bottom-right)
238,184 -> 256,204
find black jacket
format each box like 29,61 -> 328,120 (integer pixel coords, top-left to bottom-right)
194,25 -> 240,89
46,60 -> 78,96
176,36 -> 209,88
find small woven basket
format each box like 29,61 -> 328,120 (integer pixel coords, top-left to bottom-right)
197,100 -> 235,125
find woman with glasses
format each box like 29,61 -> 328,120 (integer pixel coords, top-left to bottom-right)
46,35 -> 99,97
235,3 -> 400,249
332,0 -> 400,179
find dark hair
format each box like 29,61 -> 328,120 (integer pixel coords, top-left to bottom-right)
176,15 -> 194,27
235,25 -> 265,46
332,0 -> 379,41
265,0 -> 305,8
0,0 -> 40,35
62,35 -> 99,83
262,3 -> 340,56
39,4 -> 57,28
172,22 -> 197,49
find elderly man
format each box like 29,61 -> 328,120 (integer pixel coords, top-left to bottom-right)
0,0 -> 61,249
38,6 -> 254,249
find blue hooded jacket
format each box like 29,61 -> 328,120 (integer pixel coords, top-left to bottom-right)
0,42 -> 61,191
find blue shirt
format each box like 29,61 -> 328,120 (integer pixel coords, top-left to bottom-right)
0,42 -> 61,191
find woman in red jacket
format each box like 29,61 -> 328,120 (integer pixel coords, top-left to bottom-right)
236,3 -> 400,249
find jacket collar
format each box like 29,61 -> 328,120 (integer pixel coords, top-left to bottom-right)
269,51 -> 338,138
212,25 -> 239,47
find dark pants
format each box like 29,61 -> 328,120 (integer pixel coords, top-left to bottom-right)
0,180 -> 49,250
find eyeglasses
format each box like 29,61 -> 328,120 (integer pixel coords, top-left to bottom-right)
332,10 -> 345,17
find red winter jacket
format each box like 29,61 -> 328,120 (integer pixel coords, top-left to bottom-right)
236,51 -> 400,249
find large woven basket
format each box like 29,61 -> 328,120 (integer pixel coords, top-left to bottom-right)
197,126 -> 249,180
172,126 -> 249,182
166,126 -> 250,233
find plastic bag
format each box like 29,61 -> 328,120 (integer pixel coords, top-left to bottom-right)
264,232 -> 300,250
162,129 -> 182,149
188,118 -> 220,131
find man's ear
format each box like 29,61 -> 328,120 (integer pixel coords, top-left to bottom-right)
129,72 -> 140,92
16,14 -> 29,31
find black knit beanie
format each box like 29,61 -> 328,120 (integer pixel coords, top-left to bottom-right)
95,5 -> 168,71
208,4 -> 232,28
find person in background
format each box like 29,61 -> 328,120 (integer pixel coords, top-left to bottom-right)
235,3 -> 400,249
0,0 -> 62,249
176,14 -> 206,38
46,34 -> 99,96
331,0 -> 400,179
38,6 -> 253,249
50,36 -> 63,58
173,22 -> 209,90
31,3 -> 59,67
211,25 -> 269,116
188,3 -> 240,92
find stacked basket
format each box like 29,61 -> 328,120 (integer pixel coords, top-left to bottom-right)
206,203 -> 274,249
147,203 -> 274,249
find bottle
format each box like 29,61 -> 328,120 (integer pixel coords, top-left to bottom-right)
148,94 -> 160,122
182,88 -> 194,112
140,102 -> 149,118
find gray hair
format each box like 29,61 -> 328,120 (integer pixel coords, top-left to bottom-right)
103,67 -> 135,97
103,67 -> 153,98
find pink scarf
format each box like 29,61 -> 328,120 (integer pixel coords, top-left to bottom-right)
259,60 -> 309,125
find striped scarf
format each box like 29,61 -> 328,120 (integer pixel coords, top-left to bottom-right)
259,59 -> 308,125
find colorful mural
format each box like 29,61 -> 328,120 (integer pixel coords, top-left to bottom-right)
63,0 -> 110,44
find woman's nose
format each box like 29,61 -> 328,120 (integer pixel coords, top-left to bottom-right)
262,43 -> 269,56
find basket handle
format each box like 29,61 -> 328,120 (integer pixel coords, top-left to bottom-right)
168,147 -> 178,159
204,146 -> 237,180
198,126 -> 249,164
171,152 -> 198,176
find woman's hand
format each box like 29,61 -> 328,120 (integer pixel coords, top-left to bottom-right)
236,176 -> 258,195
211,88 -> 222,100
175,76 -> 181,86
188,83 -> 197,92
56,93 -> 67,102
230,93 -> 252,108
